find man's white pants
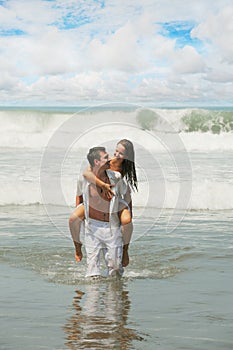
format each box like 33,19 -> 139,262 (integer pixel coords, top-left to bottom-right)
85,218 -> 123,278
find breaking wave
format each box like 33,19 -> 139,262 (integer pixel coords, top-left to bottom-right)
0,107 -> 233,150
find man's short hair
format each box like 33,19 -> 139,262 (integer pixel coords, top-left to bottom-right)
87,146 -> 106,167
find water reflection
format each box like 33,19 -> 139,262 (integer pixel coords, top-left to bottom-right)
64,280 -> 144,349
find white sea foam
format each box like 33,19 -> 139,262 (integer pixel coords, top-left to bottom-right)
0,174 -> 232,210
0,108 -> 233,151
1,108 -> 232,210
180,132 -> 233,152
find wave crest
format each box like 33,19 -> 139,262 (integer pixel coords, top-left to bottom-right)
0,108 -> 233,149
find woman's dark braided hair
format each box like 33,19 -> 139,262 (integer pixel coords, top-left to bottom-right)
118,139 -> 138,192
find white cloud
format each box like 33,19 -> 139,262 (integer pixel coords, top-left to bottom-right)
191,6 -> 233,64
204,70 -> 233,83
0,71 -> 17,90
172,46 -> 205,74
0,3 -> 17,29
87,22 -> 145,72
0,1 -> 232,105
0,0 -> 57,33
2,71 -> 129,104
29,28 -> 77,75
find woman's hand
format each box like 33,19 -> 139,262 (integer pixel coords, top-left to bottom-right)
102,183 -> 115,199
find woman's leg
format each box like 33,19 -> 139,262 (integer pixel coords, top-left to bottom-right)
69,204 -> 85,262
119,208 -> 133,267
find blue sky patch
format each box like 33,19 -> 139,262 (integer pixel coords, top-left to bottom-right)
160,21 -> 203,51
20,76 -> 39,85
0,28 -> 26,36
51,10 -> 93,30
93,0 -> 105,9
63,12 -> 92,29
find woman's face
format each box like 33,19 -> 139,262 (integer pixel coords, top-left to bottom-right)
114,143 -> 126,160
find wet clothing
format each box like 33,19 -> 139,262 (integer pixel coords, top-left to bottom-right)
76,170 -> 127,277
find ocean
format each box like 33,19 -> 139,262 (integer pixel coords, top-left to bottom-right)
0,105 -> 233,349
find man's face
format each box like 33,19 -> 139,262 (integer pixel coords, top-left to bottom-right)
96,151 -> 110,170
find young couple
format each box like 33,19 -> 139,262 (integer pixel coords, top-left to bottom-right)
69,139 -> 138,278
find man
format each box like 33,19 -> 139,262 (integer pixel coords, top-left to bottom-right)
71,146 -> 127,278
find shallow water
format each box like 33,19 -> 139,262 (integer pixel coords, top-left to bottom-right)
0,205 -> 233,349
1,107 -> 233,348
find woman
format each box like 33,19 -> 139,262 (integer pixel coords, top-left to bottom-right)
69,139 -> 138,267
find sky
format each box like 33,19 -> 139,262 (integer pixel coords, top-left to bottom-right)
0,0 -> 232,106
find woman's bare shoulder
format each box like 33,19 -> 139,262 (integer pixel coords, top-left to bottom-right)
110,159 -> 122,173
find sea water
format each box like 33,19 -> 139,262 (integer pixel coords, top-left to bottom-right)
0,106 -> 233,349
